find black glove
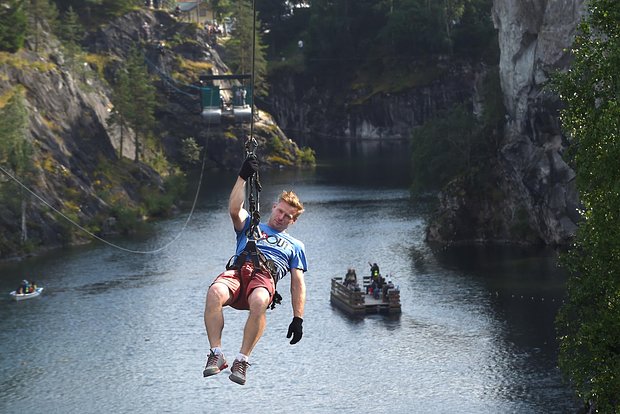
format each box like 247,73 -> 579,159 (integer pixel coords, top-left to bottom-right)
238,155 -> 258,181
286,317 -> 303,345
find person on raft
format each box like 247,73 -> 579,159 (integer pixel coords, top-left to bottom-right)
203,156 -> 308,385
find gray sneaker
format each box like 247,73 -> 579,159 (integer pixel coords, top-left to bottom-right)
203,351 -> 228,377
228,359 -> 250,385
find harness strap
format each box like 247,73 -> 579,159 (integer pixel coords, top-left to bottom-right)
226,240 -> 281,309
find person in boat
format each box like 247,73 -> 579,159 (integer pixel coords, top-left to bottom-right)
370,262 -> 380,280
16,280 -> 30,294
369,262 -> 386,289
343,268 -> 357,289
203,156 -> 307,386
381,279 -> 395,300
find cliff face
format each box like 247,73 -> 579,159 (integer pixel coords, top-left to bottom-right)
268,1 -> 585,246
427,0 -> 585,246
0,37 -> 165,256
0,9 -> 300,259
86,10 -> 306,169
268,62 -> 481,141
495,0 -> 585,244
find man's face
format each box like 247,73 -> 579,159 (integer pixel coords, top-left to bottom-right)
267,201 -> 298,232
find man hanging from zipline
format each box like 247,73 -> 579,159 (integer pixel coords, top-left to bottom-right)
202,147 -> 307,385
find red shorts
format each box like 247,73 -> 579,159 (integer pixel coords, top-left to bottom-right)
212,262 -> 275,310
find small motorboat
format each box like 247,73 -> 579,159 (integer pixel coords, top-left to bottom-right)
10,287 -> 44,301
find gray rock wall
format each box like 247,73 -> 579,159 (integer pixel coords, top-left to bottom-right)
425,1 -> 585,246
268,63 -> 479,141
268,1 -> 586,246
492,0 -> 585,244
427,0 -> 585,246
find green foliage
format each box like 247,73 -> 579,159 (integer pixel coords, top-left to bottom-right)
410,104 -> 476,193
99,0 -> 136,19
208,0 -> 232,24
554,0 -> 620,411
27,0 -> 59,52
126,48 -> 157,162
0,91 -> 32,176
57,6 -> 83,59
256,0 -> 308,60
0,91 -> 34,245
226,0 -> 268,96
108,66 -> 132,158
111,47 -> 157,162
108,203 -> 144,235
141,173 -> 186,218
295,146 -> 316,166
410,67 -> 503,195
304,0 -> 385,83
0,1 -> 27,52
377,0 -> 452,58
299,0 -> 495,88
53,0 -> 136,26
452,0 -> 498,61
145,147 -> 170,176
180,137 -> 202,165
267,134 -> 285,154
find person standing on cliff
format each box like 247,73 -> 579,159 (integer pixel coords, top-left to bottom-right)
202,156 -> 308,385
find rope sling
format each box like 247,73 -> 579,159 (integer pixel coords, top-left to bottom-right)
244,137 -> 262,241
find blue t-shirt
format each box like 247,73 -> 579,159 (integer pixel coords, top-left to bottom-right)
235,217 -> 307,283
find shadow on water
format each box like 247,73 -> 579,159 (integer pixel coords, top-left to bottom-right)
430,244 -> 568,298
329,302 -> 403,328
430,244 -> 569,359
311,138 -> 412,188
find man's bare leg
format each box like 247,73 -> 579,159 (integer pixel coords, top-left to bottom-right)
229,287 -> 270,385
239,287 -> 270,356
203,282 -> 231,377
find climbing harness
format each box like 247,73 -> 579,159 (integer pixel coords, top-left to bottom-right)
244,138 -> 261,240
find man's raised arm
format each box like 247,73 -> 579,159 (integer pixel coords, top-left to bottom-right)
230,156 -> 258,231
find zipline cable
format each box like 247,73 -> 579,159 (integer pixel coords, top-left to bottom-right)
250,0 -> 257,141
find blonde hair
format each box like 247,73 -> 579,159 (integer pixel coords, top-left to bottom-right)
279,190 -> 304,219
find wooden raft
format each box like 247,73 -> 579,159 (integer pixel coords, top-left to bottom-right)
330,276 -> 401,316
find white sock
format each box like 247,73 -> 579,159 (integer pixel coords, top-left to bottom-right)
236,353 -> 249,363
211,347 -> 222,355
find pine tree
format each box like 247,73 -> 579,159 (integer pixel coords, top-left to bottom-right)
27,0 -> 58,52
0,0 -> 27,53
228,0 -> 268,96
57,6 -> 83,59
0,92 -> 34,244
209,0 -> 232,30
123,47 -> 157,162
108,68 -> 133,159
100,0 -> 134,19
